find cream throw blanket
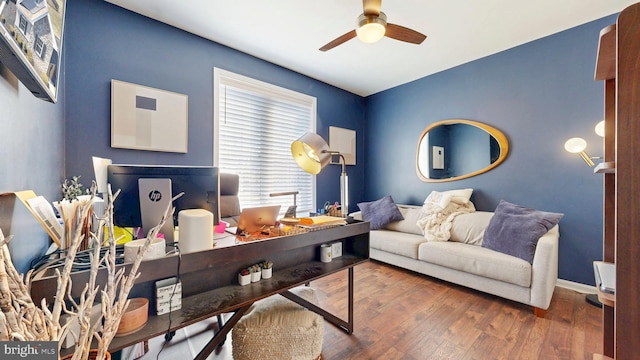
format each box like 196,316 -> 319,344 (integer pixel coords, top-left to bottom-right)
417,191 -> 476,242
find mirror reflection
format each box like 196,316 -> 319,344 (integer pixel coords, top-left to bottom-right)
416,119 -> 509,182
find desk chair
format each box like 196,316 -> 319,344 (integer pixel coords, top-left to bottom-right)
220,173 -> 241,227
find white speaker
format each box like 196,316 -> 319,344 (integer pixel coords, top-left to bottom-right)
178,209 -> 213,254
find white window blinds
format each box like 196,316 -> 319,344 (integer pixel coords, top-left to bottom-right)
214,68 -> 317,216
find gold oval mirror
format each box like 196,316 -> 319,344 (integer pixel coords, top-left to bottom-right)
416,119 -> 509,182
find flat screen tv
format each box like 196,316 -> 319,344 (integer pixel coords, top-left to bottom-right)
0,0 -> 66,103
107,165 -> 220,236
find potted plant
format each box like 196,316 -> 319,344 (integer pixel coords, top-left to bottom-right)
250,264 -> 262,282
238,268 -> 251,286
61,175 -> 89,201
261,260 -> 273,279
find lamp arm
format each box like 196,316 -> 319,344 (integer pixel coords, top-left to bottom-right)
322,150 -> 347,175
322,150 -> 349,216
579,151 -> 596,167
269,191 -> 299,216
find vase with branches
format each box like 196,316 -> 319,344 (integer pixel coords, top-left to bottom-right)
0,182 -> 179,359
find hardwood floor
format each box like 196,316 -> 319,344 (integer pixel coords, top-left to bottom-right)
159,260 -> 602,360
313,261 -> 602,360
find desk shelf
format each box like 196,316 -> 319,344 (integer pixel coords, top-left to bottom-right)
34,221 -> 370,357
109,255 -> 366,351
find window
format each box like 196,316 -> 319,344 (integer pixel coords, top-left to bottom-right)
18,15 -> 27,34
34,37 -> 45,58
214,68 -> 317,216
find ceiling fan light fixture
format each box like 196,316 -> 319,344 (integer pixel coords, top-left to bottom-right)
356,12 -> 387,43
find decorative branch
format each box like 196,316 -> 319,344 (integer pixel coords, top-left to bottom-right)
0,181 -> 181,359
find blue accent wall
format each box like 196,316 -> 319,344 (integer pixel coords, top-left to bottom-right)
1,0 -> 615,285
63,0 -> 366,214
365,16 -> 615,285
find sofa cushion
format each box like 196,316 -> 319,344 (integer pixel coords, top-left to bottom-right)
419,241 -> 532,287
442,188 -> 474,204
384,205 -> 424,235
450,211 -> 494,245
482,200 -> 564,264
370,230 -> 425,259
357,195 -> 404,230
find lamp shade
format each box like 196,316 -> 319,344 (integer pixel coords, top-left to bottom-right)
291,132 -> 331,174
356,13 -> 387,43
595,120 -> 605,137
564,137 -> 587,153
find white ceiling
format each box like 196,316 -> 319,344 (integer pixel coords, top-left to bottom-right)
104,0 -> 635,97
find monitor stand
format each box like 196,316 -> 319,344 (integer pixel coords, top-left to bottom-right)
139,178 -> 175,242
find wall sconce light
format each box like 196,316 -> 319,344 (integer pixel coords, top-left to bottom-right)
291,132 -> 349,217
564,120 -> 605,167
564,137 -> 595,167
594,120 -> 605,137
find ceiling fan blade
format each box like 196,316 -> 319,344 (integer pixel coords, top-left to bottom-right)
319,30 -> 357,52
363,0 -> 382,16
385,23 -> 427,44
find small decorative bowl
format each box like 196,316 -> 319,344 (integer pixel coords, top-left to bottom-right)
115,298 -> 149,337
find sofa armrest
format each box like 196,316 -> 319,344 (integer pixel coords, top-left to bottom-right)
529,225 -> 559,309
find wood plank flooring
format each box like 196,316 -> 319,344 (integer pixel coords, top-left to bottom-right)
313,261 -> 603,360
180,260 -> 602,359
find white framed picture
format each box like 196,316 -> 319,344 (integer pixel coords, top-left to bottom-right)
111,80 -> 188,153
329,126 -> 356,165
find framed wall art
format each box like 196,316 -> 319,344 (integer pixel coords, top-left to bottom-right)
329,126 -> 356,165
0,0 -> 67,102
111,79 -> 188,153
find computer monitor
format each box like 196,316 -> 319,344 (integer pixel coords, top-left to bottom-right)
107,165 -> 220,240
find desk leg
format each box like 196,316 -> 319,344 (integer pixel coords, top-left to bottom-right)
282,267 -> 355,334
348,266 -> 353,333
195,304 -> 251,360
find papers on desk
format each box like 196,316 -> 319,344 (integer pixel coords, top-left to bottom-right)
10,191 -> 63,248
24,194 -> 64,247
298,215 -> 346,228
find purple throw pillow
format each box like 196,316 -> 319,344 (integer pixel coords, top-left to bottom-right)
482,200 -> 563,264
357,195 -> 404,230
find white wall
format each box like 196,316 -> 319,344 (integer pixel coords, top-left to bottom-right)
0,63 -> 65,273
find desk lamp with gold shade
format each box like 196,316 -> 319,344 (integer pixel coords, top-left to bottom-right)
291,132 -> 349,217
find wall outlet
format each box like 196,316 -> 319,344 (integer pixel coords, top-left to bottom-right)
331,242 -> 343,258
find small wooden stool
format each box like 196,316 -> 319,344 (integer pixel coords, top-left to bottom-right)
232,287 -> 323,360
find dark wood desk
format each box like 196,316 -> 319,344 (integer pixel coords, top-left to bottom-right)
31,221 -> 370,359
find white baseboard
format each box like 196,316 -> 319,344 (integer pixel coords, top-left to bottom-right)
556,279 -> 597,294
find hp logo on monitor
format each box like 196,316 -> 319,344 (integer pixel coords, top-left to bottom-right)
148,190 -> 163,202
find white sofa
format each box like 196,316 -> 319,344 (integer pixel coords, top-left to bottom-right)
353,204 -> 559,317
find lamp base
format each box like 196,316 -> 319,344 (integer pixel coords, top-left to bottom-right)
586,293 -> 603,308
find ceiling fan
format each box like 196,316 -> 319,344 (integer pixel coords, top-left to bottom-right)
319,0 -> 427,52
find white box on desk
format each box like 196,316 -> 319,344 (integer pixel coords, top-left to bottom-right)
331,241 -> 343,258
157,297 -> 182,315
155,277 -> 182,315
